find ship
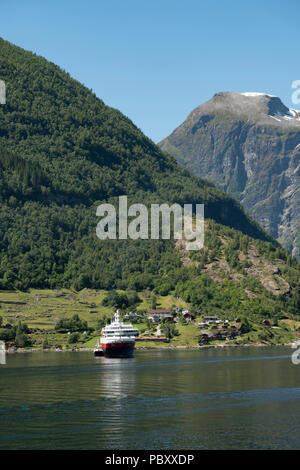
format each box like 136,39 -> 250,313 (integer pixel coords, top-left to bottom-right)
94,311 -> 139,358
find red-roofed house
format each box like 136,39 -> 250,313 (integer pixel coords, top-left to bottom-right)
183,312 -> 194,322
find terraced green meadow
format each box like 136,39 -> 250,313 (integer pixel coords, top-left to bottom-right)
0,289 -> 189,349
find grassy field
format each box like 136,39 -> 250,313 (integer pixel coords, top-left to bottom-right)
0,288 -> 189,349
169,323 -> 200,347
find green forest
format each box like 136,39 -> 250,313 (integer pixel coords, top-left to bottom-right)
0,37 -> 299,324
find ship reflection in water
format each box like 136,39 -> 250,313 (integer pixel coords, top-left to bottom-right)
0,341 -> 5,365
95,356 -> 137,400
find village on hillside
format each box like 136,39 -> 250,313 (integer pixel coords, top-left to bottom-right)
123,308 -> 273,346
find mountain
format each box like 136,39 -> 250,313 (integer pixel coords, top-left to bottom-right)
0,38 -> 300,323
159,92 -> 300,259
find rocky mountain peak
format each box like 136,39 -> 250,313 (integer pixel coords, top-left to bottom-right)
188,91 -> 300,127
159,92 -> 300,258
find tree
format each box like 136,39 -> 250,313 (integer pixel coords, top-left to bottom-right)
15,322 -> 32,347
168,324 -> 179,338
97,316 -> 109,330
68,332 -> 80,344
239,318 -> 251,334
102,291 -> 129,310
55,314 -> 88,332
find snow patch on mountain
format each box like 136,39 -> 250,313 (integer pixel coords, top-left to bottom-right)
240,92 -> 275,97
271,107 -> 300,122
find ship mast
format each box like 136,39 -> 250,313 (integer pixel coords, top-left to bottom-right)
114,310 -> 120,323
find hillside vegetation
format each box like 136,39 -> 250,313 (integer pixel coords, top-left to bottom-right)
0,38 -> 300,345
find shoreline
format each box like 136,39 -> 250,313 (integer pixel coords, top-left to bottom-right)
6,342 -> 295,354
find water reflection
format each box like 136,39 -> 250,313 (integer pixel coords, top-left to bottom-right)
0,348 -> 300,449
0,341 -> 5,365
0,351 -> 5,365
94,356 -> 137,399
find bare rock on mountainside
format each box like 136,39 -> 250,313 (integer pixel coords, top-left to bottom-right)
159,92 -> 300,258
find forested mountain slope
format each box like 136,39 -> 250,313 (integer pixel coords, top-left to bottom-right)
0,39 -> 299,322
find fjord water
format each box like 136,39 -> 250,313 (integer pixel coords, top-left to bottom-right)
0,348 -> 299,449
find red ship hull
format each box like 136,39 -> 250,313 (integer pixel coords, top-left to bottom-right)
101,342 -> 135,358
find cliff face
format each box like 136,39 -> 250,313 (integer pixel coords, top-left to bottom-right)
159,92 -> 300,258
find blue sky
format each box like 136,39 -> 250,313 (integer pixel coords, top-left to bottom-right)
1,0 -> 299,142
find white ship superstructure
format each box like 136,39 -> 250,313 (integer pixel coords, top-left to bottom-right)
95,311 -> 139,357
